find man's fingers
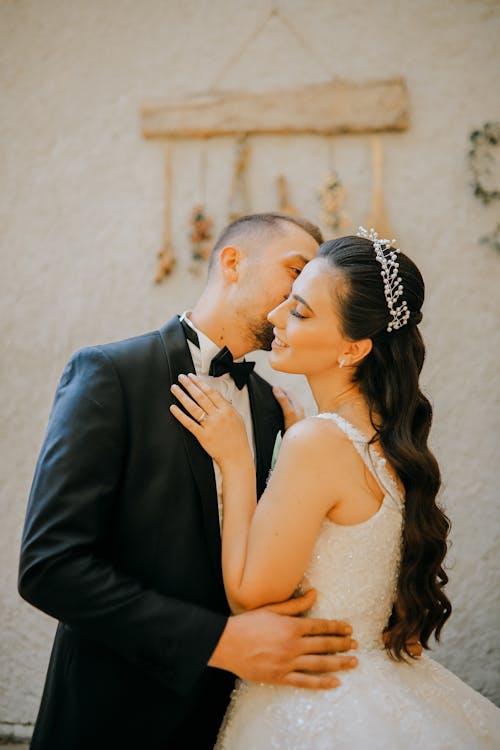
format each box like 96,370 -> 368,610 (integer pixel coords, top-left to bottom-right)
298,617 -> 352,637
293,654 -> 358,673
281,672 -> 340,690
301,635 -> 357,654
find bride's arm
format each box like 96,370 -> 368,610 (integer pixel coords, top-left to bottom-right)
220,421 -> 338,612
170,374 -> 341,613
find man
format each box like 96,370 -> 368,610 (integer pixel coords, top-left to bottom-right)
19,213 -> 358,749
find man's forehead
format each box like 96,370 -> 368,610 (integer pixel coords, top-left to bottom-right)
242,222 -> 319,263
258,245 -> 314,264
262,231 -> 318,261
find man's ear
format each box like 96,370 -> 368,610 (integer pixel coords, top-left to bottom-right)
344,337 -> 373,367
218,245 -> 240,282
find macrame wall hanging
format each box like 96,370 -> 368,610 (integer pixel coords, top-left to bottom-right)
143,6 -> 410,283
468,122 -> 500,253
319,138 -> 349,236
228,135 -> 251,222
186,143 -> 214,275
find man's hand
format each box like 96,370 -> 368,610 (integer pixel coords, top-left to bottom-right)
272,386 -> 305,431
208,590 -> 357,689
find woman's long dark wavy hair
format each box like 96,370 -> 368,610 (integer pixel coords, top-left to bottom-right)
320,235 -> 451,659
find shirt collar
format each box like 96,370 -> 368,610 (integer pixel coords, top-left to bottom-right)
180,311 -> 244,375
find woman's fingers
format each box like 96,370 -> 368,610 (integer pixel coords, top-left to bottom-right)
170,384 -> 209,423
169,403 -> 202,436
272,386 -> 304,430
176,374 -> 217,414
171,373 -> 248,464
172,372 -> 233,421
186,373 -> 227,408
260,589 -> 317,616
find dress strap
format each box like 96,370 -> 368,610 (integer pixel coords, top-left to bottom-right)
314,413 -> 404,509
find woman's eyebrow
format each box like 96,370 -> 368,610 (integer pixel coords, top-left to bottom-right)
292,293 -> 314,313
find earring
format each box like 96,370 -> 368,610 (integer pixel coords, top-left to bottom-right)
339,358 -> 346,368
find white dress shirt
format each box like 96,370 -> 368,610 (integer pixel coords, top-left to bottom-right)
180,312 -> 256,529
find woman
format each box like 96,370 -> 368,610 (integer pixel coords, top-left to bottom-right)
171,230 -> 500,749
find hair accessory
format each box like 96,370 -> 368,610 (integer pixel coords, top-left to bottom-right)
357,226 -> 410,332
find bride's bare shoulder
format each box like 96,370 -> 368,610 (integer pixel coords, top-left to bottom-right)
270,417 -> 356,508
280,416 -> 354,464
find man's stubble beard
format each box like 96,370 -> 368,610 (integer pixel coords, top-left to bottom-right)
237,279 -> 275,352
251,317 -> 274,351
239,307 -> 274,352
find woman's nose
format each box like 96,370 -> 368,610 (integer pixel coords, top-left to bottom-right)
268,298 -> 288,326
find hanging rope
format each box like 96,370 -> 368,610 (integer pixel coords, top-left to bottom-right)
210,6 -> 332,91
276,8 -> 333,79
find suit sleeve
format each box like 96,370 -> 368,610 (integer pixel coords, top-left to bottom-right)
18,346 -> 227,695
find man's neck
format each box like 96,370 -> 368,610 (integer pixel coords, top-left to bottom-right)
190,298 -> 251,359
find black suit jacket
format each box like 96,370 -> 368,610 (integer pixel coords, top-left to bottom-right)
18,316 -> 284,750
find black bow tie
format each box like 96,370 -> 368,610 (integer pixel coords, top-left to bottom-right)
208,347 -> 255,390
180,317 -> 255,390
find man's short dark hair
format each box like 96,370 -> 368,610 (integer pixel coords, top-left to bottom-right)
207,212 -> 324,274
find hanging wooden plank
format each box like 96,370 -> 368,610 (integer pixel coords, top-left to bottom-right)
141,78 -> 409,139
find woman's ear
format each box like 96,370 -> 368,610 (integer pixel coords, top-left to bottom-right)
343,337 -> 373,367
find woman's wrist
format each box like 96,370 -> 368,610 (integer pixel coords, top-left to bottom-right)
219,447 -> 255,476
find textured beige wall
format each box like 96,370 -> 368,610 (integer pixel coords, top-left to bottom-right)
1,0 -> 499,736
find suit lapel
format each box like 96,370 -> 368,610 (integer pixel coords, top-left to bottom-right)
158,316 -> 222,583
158,318 -> 284,580
248,374 -> 283,498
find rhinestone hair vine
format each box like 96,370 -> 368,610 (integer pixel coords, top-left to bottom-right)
356,226 -> 410,333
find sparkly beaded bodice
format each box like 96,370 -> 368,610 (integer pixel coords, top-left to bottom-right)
301,413 -> 404,651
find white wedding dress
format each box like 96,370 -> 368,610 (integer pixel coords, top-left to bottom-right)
215,413 -> 500,749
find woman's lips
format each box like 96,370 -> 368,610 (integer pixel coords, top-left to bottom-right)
272,332 -> 289,349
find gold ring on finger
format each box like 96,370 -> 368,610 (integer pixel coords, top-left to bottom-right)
198,411 -> 208,424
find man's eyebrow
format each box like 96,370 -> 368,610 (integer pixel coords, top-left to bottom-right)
292,293 -> 314,312
285,253 -> 311,266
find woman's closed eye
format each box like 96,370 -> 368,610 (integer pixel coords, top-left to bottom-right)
283,294 -> 309,319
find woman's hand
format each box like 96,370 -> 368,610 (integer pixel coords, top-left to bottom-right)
272,386 -> 304,431
170,373 -> 251,467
